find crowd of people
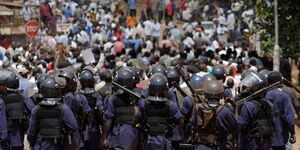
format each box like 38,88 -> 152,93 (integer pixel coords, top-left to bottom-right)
0,0 -> 299,150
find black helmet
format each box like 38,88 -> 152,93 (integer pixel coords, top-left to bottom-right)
151,64 -> 166,75
36,74 -> 48,90
149,73 -> 168,97
115,68 -> 135,88
240,72 -> 266,93
267,71 -> 283,84
241,70 -> 255,81
58,67 -> 76,92
259,69 -> 270,86
190,75 -> 204,92
79,70 -> 95,88
6,71 -> 19,89
128,67 -> 140,85
166,68 -> 180,87
226,78 -> 234,88
40,77 -> 62,98
0,69 -> 12,85
203,80 -> 224,108
212,66 -> 226,81
203,74 -> 217,82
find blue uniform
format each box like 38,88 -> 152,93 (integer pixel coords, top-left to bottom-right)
104,95 -> 142,150
80,93 -> 104,150
63,92 -> 92,148
27,103 -> 80,150
0,98 -> 8,150
5,93 -> 35,149
191,106 -> 237,150
265,88 -> 295,147
237,98 -> 273,150
223,87 -> 233,99
140,100 -> 183,150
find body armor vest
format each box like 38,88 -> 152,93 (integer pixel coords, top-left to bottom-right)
2,91 -> 26,120
81,91 -> 103,125
112,94 -> 138,125
36,102 -> 64,140
194,103 -> 223,145
145,100 -> 170,135
247,100 -> 274,141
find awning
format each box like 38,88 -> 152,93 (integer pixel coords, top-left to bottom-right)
0,26 -> 25,35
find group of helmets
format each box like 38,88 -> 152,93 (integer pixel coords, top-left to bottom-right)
36,66 -> 97,98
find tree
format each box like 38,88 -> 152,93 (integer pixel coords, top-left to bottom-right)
253,0 -> 300,59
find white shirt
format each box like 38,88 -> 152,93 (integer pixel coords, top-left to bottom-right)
151,22 -> 161,38
227,13 -> 235,30
144,20 -> 154,36
183,37 -> 195,48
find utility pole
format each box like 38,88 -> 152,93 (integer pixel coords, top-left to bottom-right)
273,0 -> 280,71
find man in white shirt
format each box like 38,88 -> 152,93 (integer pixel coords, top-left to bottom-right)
144,19 -> 154,38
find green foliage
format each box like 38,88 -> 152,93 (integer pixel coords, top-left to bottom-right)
253,0 -> 300,59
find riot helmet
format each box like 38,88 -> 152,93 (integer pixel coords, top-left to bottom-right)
128,67 -> 140,85
259,69 -> 270,86
6,71 -> 19,89
36,74 -> 48,90
211,66 -> 226,81
203,74 -> 217,82
149,73 -> 168,97
151,64 -> 166,75
203,80 -> 224,108
79,70 -> 95,88
40,77 -> 62,98
58,67 -> 77,92
190,75 -> 204,93
267,71 -> 283,84
166,68 -> 180,87
115,68 -> 135,88
241,70 -> 255,81
0,69 -> 11,92
226,78 -> 234,89
240,72 -> 266,94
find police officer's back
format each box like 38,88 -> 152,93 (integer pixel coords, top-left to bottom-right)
2,71 -> 35,150
237,72 -> 274,150
191,80 -> 237,150
27,77 -> 80,150
141,73 -> 184,150
78,69 -> 104,150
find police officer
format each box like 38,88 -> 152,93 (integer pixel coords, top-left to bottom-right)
103,68 -> 142,149
2,71 -> 35,150
0,70 -> 11,150
191,80 -> 237,150
141,73 -> 184,150
237,72 -> 274,150
58,67 -> 91,148
212,66 -> 233,99
150,64 -> 167,76
128,67 -> 148,98
27,77 -> 80,150
30,74 -> 47,105
264,71 -> 296,150
78,69 -> 104,150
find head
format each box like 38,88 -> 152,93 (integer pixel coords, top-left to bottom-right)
36,74 -> 48,91
211,66 -> 226,82
226,78 -> 234,88
149,73 -> 168,97
128,67 -> 140,86
79,70 -> 95,88
0,69 -> 11,92
203,80 -> 224,108
166,68 -> 180,87
151,64 -> 166,76
239,72 -> 266,95
115,68 -> 135,89
203,74 -> 217,82
267,71 -> 282,85
190,75 -> 204,94
58,67 -> 77,93
259,69 -> 270,85
40,77 -> 62,98
6,71 -> 19,89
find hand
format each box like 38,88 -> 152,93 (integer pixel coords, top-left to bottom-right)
101,138 -> 109,149
290,134 -> 296,144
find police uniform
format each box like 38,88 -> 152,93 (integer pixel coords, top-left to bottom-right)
104,94 -> 142,150
140,99 -> 183,150
27,101 -> 80,150
0,98 -> 8,150
3,90 -> 35,150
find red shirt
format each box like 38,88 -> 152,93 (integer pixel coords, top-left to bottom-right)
114,41 -> 125,54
